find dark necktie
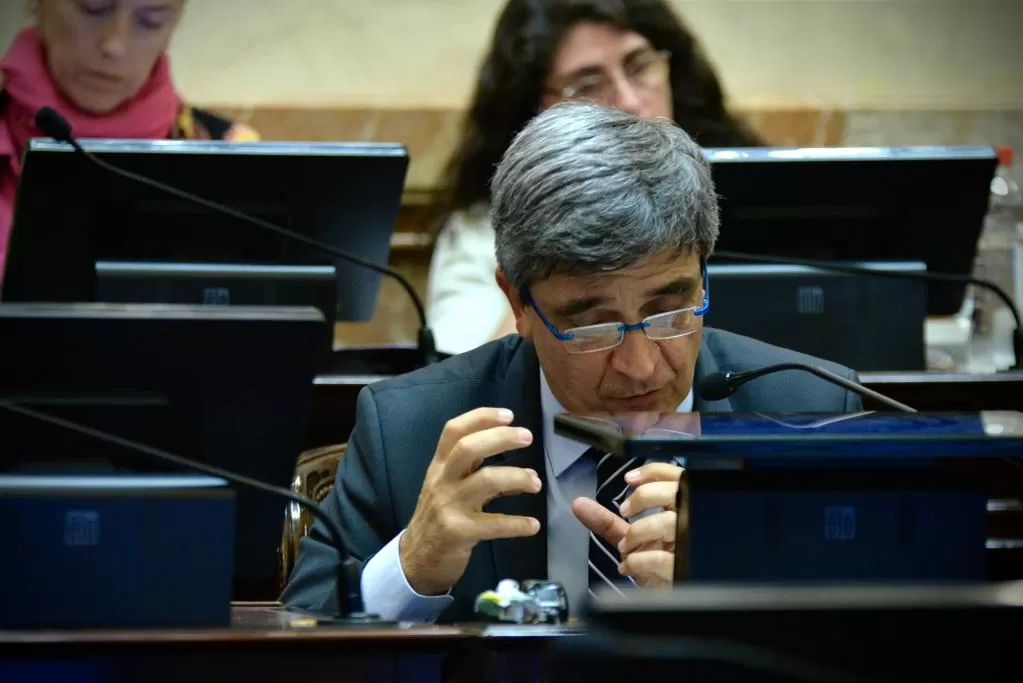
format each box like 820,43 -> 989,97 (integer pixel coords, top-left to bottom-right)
586,446 -> 639,597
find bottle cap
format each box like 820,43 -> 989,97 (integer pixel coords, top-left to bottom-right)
995,146 -> 1014,167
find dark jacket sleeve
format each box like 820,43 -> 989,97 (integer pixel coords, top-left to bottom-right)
280,386 -> 397,613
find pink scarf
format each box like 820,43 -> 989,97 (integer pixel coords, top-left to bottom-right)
0,28 -> 181,280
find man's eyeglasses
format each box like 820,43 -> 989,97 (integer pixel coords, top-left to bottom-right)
522,269 -> 710,354
551,49 -> 672,104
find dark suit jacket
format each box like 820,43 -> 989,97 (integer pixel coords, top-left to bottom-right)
281,328 -> 863,622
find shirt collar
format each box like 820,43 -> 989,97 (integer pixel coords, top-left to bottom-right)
540,371 -> 694,478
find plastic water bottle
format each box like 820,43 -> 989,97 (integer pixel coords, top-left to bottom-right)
969,147 -> 1022,372
1016,186 -> 1023,327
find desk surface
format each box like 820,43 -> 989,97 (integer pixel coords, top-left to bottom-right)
0,605 -> 582,683
1,601 -> 1014,683
0,604 -> 584,648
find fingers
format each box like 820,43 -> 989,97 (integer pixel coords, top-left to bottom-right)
624,462 -> 683,487
403,407 -> 537,595
618,549 -> 674,586
439,420 -> 534,481
460,465 -> 542,508
619,480 -> 679,518
435,407 -> 520,465
572,497 -> 629,546
618,510 -> 676,556
468,511 -> 541,541
447,425 -> 533,479
435,407 -> 511,459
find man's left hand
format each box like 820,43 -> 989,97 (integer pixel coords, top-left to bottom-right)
572,462 -> 683,589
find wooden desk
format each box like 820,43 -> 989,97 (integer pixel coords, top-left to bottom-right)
0,605 -> 582,683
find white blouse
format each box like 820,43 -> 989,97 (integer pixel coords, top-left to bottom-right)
426,204 -> 512,355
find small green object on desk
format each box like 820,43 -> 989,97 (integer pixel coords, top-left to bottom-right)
473,579 -> 569,625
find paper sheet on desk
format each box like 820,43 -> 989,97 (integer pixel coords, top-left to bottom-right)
480,624 -> 586,637
276,609 -> 436,631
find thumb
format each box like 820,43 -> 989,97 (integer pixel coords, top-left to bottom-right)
572,497 -> 628,546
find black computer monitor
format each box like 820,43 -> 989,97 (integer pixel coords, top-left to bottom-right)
94,261 -> 338,363
0,302 -> 326,600
704,146 -> 998,315
703,261 -> 928,371
554,583 -> 1023,681
552,411 -> 1023,585
1,138 -> 408,322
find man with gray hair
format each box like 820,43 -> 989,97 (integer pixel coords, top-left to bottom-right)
282,102 -> 861,622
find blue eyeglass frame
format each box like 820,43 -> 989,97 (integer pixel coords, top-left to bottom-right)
521,265 -> 711,345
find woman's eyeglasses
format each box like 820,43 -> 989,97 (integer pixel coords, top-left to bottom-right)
552,50 -> 672,104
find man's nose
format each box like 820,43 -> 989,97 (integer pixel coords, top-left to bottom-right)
608,329 -> 659,380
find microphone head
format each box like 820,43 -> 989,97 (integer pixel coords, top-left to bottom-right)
697,371 -> 738,402
34,107 -> 74,143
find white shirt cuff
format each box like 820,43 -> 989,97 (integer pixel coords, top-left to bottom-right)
360,529 -> 454,622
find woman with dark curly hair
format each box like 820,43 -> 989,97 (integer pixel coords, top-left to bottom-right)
427,0 -> 761,355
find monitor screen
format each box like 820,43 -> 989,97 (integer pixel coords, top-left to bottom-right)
2,139 -> 409,322
0,302 -> 325,600
704,146 -> 998,315
703,261 -> 928,371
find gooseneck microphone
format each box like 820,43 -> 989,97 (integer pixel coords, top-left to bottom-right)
712,249 -> 1023,371
33,106 -> 440,367
0,400 -> 384,625
698,363 -> 917,413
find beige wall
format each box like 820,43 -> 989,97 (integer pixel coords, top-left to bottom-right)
1,1 -> 1020,111
2,1 -> 1020,348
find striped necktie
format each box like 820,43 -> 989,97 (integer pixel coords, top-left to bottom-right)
587,447 -> 639,597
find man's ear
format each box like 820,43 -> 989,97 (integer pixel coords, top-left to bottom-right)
496,269 -> 525,317
496,269 -> 530,337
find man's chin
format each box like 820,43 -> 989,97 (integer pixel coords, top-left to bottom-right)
602,388 -> 679,413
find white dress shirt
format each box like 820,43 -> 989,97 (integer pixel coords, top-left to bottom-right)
425,207 -> 510,355
360,372 -> 693,622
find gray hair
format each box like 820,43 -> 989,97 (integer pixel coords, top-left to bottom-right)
491,101 -> 719,290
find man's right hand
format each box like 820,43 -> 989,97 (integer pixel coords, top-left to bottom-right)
399,407 -> 542,596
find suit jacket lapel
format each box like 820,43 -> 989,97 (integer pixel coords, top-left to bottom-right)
693,335 -> 736,413
483,339 -> 548,583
